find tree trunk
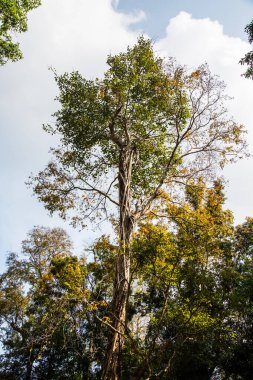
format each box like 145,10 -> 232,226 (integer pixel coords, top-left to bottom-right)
25,354 -> 34,380
102,147 -> 134,380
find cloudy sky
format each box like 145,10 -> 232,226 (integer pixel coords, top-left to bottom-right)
1,0 -> 253,268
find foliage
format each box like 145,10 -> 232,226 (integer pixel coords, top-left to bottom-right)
240,19 -> 253,78
219,218 -> 253,380
0,0 -> 41,65
30,38 -> 246,228
0,227 -> 91,379
0,227 -> 120,379
126,180 -> 235,379
1,184 -> 253,379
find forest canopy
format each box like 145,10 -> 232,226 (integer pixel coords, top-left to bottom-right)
1,181 -> 253,379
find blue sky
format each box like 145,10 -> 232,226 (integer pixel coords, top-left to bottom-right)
117,0 -> 253,40
1,0 -> 253,271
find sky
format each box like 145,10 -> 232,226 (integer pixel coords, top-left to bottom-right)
1,0 -> 253,270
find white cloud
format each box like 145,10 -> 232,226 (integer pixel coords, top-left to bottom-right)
156,12 -> 251,102
156,12 -> 253,223
6,0 -> 145,79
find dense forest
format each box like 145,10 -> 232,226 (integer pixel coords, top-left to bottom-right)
1,2 -> 253,380
1,181 -> 253,379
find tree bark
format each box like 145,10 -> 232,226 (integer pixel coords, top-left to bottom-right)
102,147 -> 135,380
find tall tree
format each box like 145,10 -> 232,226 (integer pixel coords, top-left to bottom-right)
0,0 -> 41,65
30,38 -> 246,379
240,19 -> 253,78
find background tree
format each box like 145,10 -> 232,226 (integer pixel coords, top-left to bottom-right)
0,228 -> 117,379
0,227 -> 90,379
0,0 -> 41,65
30,38 -> 246,379
240,19 -> 253,78
219,218 -> 253,380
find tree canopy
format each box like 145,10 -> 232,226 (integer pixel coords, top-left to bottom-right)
32,38 -> 246,228
0,0 -> 41,65
1,183 -> 253,379
240,19 -> 253,78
